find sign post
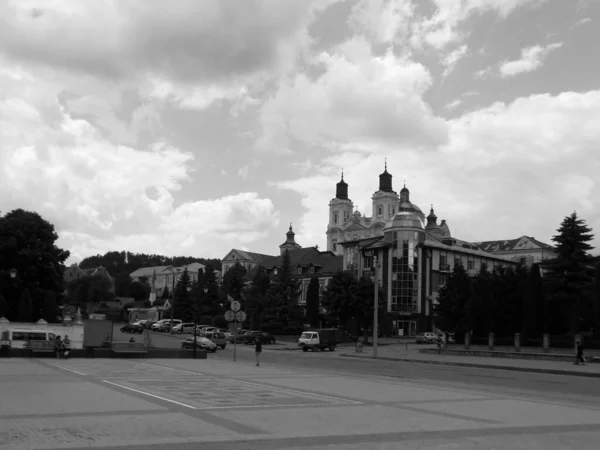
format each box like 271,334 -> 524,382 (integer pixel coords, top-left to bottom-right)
225,304 -> 246,362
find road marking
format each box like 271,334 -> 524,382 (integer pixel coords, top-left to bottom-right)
102,380 -> 197,409
229,379 -> 362,404
45,363 -> 87,376
141,362 -> 203,376
195,402 -> 346,410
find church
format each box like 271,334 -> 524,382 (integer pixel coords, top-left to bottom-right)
221,164 -> 554,337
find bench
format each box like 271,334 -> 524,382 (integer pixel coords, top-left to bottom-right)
30,341 -> 56,354
111,342 -> 148,355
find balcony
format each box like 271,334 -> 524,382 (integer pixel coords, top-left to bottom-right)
438,264 -> 451,272
390,304 -> 418,315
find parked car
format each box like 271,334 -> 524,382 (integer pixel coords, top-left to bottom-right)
415,332 -> 438,344
181,336 -> 217,352
203,331 -> 227,349
244,331 -> 276,345
172,322 -> 196,334
436,332 -> 455,343
121,323 -> 144,334
152,319 -> 182,332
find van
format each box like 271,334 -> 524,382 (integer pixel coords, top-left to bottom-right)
203,330 -> 226,349
0,329 -> 56,349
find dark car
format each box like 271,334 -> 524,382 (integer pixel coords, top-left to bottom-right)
244,331 -> 276,345
121,324 -> 144,334
181,336 -> 217,352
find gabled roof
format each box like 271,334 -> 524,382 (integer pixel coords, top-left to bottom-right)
223,249 -> 277,263
130,266 -> 169,278
475,236 -> 555,253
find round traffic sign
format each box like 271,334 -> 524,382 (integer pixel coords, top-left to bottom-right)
235,311 -> 247,322
224,310 -> 235,322
231,300 -> 241,312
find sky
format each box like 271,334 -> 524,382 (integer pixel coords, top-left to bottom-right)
1,0 -> 599,265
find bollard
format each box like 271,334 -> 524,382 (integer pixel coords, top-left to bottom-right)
488,332 -> 495,351
514,333 -> 521,353
464,331 -> 471,350
542,334 -> 550,353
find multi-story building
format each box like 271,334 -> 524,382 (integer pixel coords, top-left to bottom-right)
475,236 -> 556,266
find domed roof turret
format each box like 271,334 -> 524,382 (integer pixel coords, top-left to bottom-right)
384,211 -> 424,231
335,171 -> 348,199
378,160 -> 394,193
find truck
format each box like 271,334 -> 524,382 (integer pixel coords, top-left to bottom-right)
298,328 -> 342,352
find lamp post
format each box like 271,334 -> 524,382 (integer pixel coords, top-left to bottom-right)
166,267 -> 176,334
9,269 -> 17,280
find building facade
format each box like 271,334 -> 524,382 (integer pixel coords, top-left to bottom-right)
129,262 -> 205,297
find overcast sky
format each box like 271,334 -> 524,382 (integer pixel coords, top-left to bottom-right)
1,0 -> 599,264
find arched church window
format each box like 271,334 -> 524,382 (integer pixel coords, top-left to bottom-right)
334,212 -> 338,224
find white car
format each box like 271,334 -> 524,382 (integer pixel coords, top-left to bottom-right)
172,322 -> 196,334
181,336 -> 217,352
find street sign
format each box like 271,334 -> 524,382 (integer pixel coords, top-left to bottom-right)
227,294 -> 235,303
224,310 -> 235,321
231,300 -> 241,312
235,311 -> 247,322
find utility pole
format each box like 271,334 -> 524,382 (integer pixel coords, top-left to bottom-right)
373,255 -> 380,359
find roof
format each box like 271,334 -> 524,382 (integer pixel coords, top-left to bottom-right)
130,266 -> 169,278
475,236 -> 555,253
242,247 -> 343,278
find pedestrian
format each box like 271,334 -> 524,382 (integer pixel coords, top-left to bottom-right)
437,334 -> 443,355
63,335 -> 72,359
129,336 -> 136,343
255,337 -> 262,366
575,342 -> 586,365
54,335 -> 64,359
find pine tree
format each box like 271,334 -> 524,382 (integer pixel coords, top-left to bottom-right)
435,263 -> 472,335
199,264 -> 221,317
244,265 -> 272,329
268,250 -> 302,328
305,275 -> 321,328
544,212 -> 595,333
321,271 -> 358,335
18,289 -> 33,322
222,262 -> 247,301
593,263 -> 600,337
161,286 -> 170,300
173,268 -> 192,321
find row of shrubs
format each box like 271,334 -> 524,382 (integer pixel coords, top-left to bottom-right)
468,336 -> 600,349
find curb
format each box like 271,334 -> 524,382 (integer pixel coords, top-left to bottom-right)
340,354 -> 600,379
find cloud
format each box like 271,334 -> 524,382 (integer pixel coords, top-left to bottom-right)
256,36 -> 448,153
445,99 -> 463,110
441,44 -> 468,77
348,0 -> 415,46
474,66 -> 492,79
570,17 -> 592,30
499,42 -> 563,77
277,90 -> 600,252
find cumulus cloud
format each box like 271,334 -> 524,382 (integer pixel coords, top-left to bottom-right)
499,42 -> 563,77
256,36 -> 447,153
441,44 -> 468,77
348,0 -> 415,46
277,90 -> 600,252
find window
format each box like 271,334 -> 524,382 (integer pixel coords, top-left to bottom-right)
297,268 -> 302,275
378,206 -> 383,216
454,257 -> 461,267
334,212 -> 338,224
332,240 -> 337,252
310,266 -> 315,274
467,260 -> 474,270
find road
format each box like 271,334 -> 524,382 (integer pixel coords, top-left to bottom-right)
2,340 -> 600,449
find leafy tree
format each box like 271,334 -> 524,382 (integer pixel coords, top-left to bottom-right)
543,212 -> 595,333
305,275 -> 321,328
42,290 -> 58,323
161,286 -> 170,300
0,294 -> 8,318
594,263 -> 600,337
267,250 -> 302,327
18,290 -> 33,322
200,264 -> 222,317
212,314 -> 229,329
173,268 -> 193,321
354,275 -> 385,344
435,263 -> 472,335
128,280 -> 150,302
67,274 -> 115,304
221,262 -> 247,301
0,209 -> 69,319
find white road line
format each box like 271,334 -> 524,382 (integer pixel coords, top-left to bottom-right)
102,380 -> 197,409
229,379 -> 362,404
195,402 -> 349,410
45,363 -> 87,376
140,362 -> 203,376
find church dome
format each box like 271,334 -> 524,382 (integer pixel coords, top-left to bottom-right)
384,211 -> 424,231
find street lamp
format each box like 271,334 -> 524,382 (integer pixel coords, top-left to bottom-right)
165,267 -> 177,334
9,269 -> 17,279
373,256 -> 381,359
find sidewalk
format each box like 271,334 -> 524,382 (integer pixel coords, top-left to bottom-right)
339,345 -> 600,378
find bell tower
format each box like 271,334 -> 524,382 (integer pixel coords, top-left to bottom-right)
371,160 -> 399,223
327,171 -> 353,255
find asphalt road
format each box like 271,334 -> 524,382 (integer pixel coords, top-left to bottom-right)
209,342 -> 600,408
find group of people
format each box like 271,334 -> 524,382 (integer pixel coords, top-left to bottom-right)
53,335 -> 71,359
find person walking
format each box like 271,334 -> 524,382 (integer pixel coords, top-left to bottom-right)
54,335 -> 64,359
63,335 -> 72,359
436,334 -> 443,355
575,342 -> 586,365
255,337 -> 262,366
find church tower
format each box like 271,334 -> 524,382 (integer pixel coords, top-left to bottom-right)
327,171 -> 354,255
279,224 -> 302,255
371,161 -> 399,223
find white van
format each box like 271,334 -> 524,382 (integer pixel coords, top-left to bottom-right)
0,329 -> 56,348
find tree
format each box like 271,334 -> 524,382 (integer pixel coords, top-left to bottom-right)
305,275 -> 321,328
594,263 -> 600,337
0,209 -> 69,319
243,265 -> 272,329
128,280 -> 150,302
161,286 -> 170,300
435,263 -> 472,335
354,275 -> 385,344
267,250 -> 302,328
321,271 -> 358,335
173,268 -> 193,321
221,262 -> 247,301
197,265 -> 221,317
114,273 -> 132,297
18,290 -> 33,322
0,294 -> 8,318
212,314 -> 229,329
42,290 -> 57,323
543,212 -> 595,334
